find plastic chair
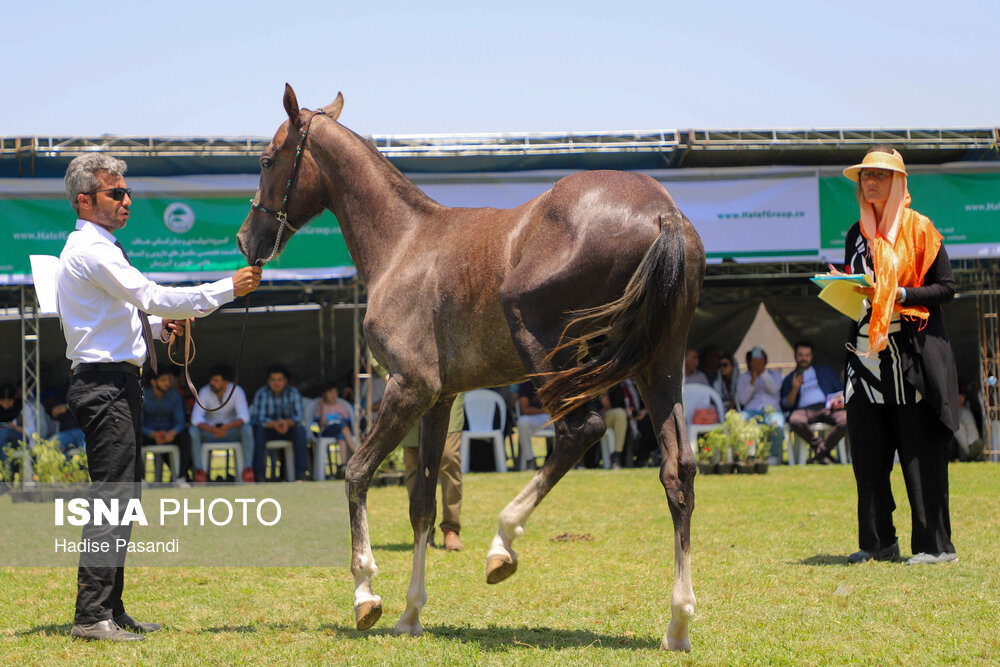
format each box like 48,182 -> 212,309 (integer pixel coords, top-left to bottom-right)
461,389 -> 508,473
788,422 -> 850,465
201,441 -> 244,480
599,429 -> 614,469
510,399 -> 555,471
141,444 -> 180,482
265,440 -> 295,481
681,384 -> 726,457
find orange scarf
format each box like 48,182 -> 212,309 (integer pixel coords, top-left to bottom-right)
857,173 -> 941,355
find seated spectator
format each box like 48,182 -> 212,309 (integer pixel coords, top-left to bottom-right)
700,345 -> 722,387
314,384 -> 356,467
736,347 -> 786,465
49,391 -> 86,453
713,352 -> 740,411
189,364 -> 254,484
516,382 -> 550,470
142,368 -> 190,482
780,340 -> 846,464
250,365 -> 308,481
0,383 -> 24,450
684,348 -> 710,386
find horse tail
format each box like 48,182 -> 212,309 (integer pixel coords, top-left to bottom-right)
536,214 -> 692,422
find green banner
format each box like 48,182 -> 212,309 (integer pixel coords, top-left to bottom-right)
0,195 -> 355,284
820,171 -> 1000,261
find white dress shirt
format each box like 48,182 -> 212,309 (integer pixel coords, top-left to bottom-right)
56,220 -> 235,368
190,383 -> 251,427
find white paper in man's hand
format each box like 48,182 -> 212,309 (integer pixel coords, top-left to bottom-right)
29,255 -> 59,314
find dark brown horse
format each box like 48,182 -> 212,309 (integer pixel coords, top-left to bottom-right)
237,85 -> 705,651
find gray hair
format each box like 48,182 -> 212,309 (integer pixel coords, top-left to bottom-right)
64,154 -> 128,215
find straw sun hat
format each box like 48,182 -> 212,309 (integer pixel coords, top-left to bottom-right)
842,150 -> 907,182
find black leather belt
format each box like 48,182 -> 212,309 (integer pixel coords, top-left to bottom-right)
73,362 -> 142,377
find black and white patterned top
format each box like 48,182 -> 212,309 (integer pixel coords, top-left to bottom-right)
844,229 -> 921,405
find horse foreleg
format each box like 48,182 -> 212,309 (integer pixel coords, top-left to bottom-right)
657,400 -> 696,652
487,407 -> 605,584
346,378 -> 431,631
394,399 -> 451,637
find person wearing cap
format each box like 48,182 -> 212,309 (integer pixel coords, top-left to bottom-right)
838,146 -> 959,566
56,154 -> 261,641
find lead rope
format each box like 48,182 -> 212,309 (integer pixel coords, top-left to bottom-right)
168,294 -> 251,412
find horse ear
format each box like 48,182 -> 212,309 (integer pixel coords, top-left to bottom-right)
321,92 -> 344,120
283,83 -> 300,126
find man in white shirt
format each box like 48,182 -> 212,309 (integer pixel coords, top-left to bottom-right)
57,154 -> 261,642
189,364 -> 254,484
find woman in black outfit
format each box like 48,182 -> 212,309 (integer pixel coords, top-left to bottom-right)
840,146 -> 959,566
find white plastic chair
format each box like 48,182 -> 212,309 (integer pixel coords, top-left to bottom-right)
461,389 -> 508,473
511,400 -> 555,470
265,440 -> 295,481
141,444 -> 180,482
201,442 -> 244,480
681,384 -> 726,457
788,422 -> 850,465
599,429 -> 614,469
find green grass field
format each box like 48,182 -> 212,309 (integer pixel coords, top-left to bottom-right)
2,463 -> 998,665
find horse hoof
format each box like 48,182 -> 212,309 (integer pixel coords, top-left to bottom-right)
355,599 -> 383,631
661,630 -> 691,652
661,634 -> 691,652
486,556 -> 517,584
393,620 -> 423,637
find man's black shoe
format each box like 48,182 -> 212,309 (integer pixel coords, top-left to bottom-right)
875,542 -> 901,562
70,619 -> 145,641
848,542 -> 899,564
114,613 -> 161,633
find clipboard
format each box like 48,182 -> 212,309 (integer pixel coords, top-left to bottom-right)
810,273 -> 873,320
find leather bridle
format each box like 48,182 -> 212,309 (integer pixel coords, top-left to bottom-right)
169,110 -> 326,413
249,109 -> 326,265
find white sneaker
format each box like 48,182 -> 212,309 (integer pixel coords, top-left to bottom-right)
906,552 -> 958,565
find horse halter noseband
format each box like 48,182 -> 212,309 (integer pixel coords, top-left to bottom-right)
249,109 -> 326,265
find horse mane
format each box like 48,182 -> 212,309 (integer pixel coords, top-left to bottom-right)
327,120 -> 441,214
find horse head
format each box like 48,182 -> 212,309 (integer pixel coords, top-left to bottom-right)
236,83 -> 344,265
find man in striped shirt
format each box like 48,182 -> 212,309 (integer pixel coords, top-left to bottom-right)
250,365 -> 307,481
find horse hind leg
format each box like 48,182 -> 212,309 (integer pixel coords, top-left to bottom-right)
638,376 -> 696,652
394,397 -> 452,637
486,403 -> 606,585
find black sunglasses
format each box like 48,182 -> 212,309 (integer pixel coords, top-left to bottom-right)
84,187 -> 132,201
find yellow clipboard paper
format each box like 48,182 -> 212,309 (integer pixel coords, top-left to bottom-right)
810,274 -> 873,320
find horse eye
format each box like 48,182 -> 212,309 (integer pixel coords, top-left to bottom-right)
260,156 -> 273,169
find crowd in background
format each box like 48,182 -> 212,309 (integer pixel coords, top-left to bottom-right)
0,338 -> 989,482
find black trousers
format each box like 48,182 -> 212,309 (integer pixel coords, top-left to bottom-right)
846,399 -> 954,556
67,368 -> 144,625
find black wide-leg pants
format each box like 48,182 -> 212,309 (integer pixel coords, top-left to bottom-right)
67,368 -> 144,625
846,399 -> 955,556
